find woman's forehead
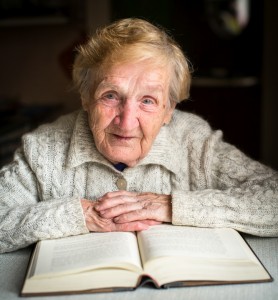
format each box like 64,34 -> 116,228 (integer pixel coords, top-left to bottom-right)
101,61 -> 170,84
96,80 -> 165,96
95,73 -> 168,98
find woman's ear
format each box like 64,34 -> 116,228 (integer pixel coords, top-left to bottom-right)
163,102 -> 176,125
81,97 -> 89,111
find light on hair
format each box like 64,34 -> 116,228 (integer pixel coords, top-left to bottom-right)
72,18 -> 192,106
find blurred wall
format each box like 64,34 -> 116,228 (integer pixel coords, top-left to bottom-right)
262,0 -> 278,169
0,0 -> 277,169
0,0 -> 110,113
0,25 -> 81,111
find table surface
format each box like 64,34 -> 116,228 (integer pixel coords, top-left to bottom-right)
0,235 -> 277,300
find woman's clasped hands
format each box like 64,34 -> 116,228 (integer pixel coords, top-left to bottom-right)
81,191 -> 172,232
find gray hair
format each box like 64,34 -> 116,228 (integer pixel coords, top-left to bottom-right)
72,18 -> 192,106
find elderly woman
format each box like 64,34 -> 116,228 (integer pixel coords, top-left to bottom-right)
0,18 -> 278,253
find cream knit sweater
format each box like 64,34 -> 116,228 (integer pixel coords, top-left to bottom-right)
0,109 -> 278,253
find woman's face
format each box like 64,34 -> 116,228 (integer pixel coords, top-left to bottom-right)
83,61 -> 175,167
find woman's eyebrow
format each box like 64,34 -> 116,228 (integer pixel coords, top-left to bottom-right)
144,84 -> 164,93
96,82 -> 119,91
96,81 -> 165,96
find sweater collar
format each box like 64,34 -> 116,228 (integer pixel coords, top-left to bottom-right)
67,110 -> 182,175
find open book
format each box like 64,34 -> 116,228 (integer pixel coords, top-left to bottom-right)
21,224 -> 271,296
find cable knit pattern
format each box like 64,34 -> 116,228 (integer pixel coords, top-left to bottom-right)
1,109 -> 278,253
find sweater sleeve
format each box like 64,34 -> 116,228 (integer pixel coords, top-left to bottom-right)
172,137 -> 278,237
0,149 -> 89,253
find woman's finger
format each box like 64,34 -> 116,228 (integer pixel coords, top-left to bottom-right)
95,193 -> 138,211
98,201 -> 143,218
113,196 -> 172,223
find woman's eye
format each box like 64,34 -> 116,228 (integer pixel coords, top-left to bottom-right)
140,97 -> 159,112
99,92 -> 119,107
142,98 -> 154,105
104,93 -> 117,100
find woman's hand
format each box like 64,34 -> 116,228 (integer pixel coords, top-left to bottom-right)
94,191 -> 172,224
81,195 -> 164,232
81,191 -> 172,232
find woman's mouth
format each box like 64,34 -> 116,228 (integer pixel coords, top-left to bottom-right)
112,134 -> 133,141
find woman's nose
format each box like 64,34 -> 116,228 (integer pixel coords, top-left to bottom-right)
114,101 -> 139,130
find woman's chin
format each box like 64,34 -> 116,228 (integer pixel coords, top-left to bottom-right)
106,152 -> 141,167
97,143 -> 146,167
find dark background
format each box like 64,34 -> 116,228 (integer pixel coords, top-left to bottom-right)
0,0 -> 277,169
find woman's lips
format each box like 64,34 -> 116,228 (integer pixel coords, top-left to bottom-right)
113,134 -> 133,141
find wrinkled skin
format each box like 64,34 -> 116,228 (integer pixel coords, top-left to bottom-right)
81,60 -> 174,232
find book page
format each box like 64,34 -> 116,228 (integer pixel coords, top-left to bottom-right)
137,225 -> 270,285
137,224 -> 250,266
32,232 -> 142,278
